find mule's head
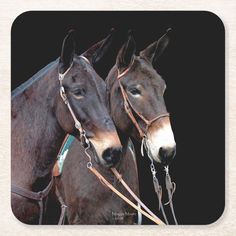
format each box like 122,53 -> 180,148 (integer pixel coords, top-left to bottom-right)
55,30 -> 122,168
108,30 -> 176,165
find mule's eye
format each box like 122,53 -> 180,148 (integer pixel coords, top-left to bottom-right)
129,88 -> 141,96
72,88 -> 85,97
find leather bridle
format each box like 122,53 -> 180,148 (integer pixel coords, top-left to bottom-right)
58,56 -> 91,148
58,56 -> 93,166
117,60 -> 170,139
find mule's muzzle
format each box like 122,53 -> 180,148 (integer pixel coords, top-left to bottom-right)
102,147 -> 122,167
159,145 -> 176,165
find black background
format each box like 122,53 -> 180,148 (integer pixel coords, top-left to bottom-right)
11,11 -> 225,225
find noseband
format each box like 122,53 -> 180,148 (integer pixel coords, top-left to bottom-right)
117,60 -> 170,139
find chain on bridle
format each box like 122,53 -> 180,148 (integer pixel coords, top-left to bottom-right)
117,59 -> 178,225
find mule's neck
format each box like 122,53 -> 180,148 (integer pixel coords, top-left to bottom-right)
11,62 -> 66,190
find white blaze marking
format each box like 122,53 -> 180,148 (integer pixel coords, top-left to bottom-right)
147,123 -> 176,162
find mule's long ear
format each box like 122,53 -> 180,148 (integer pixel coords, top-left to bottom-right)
140,28 -> 171,65
59,30 -> 75,74
82,28 -> 115,65
116,30 -> 136,73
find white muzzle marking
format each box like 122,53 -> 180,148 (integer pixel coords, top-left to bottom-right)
146,123 -> 176,162
89,132 -> 121,165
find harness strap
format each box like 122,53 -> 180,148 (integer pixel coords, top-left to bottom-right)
11,178 -> 54,224
55,183 -> 67,225
11,178 -> 54,201
38,199 -> 44,224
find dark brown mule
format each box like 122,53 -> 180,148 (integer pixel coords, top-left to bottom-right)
11,30 -> 122,224
54,30 -> 176,225
106,30 -> 177,224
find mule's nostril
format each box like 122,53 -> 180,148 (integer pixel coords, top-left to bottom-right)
102,147 -> 122,166
102,148 -> 112,162
159,146 -> 176,165
159,147 -> 164,156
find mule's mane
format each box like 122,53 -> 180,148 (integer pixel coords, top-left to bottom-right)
11,58 -> 59,99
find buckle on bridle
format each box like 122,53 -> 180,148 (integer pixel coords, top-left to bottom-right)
75,120 -> 82,131
124,101 -> 131,112
80,130 -> 90,148
60,86 -> 68,104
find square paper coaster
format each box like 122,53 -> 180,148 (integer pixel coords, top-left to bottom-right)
11,11 -> 225,226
